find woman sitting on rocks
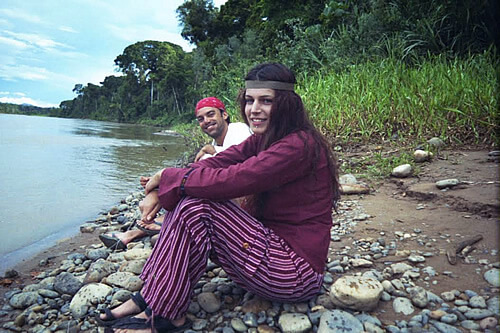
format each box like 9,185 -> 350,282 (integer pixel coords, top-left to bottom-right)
96,62 -> 341,332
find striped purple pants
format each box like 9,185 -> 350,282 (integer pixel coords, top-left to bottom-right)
139,196 -> 323,319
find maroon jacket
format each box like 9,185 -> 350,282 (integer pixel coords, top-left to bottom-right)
157,131 -> 333,272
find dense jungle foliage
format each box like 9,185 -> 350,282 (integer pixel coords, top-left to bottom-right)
5,0 -> 498,145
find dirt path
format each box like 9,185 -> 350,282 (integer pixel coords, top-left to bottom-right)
333,149 -> 499,326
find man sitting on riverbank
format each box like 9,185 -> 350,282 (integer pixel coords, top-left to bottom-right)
99,97 -> 252,250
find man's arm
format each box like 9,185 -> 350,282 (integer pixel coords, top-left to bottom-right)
194,144 -> 217,162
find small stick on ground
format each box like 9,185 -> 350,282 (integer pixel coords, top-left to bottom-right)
446,234 -> 483,265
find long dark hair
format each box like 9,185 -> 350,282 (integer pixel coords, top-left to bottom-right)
238,63 -> 340,215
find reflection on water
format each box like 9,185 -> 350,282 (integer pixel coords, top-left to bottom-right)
0,114 -> 187,273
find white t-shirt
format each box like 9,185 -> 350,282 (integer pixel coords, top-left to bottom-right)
200,122 -> 252,160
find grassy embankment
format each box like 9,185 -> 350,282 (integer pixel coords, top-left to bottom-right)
176,52 -> 498,179
302,51 -> 498,179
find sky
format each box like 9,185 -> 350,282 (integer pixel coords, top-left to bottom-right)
0,0 -> 226,108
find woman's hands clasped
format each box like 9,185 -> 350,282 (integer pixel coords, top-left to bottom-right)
139,190 -> 161,223
144,168 -> 165,194
138,168 -> 165,223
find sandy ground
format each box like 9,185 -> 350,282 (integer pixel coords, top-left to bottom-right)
334,149 -> 499,325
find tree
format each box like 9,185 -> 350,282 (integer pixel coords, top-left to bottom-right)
177,0 -> 217,45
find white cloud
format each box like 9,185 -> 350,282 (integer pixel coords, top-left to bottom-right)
3,30 -> 69,50
213,0 -> 228,8
78,67 -> 122,86
58,25 -> 78,33
0,64 -> 50,81
0,35 -> 28,49
0,95 -> 58,108
106,24 -> 194,52
0,8 -> 44,24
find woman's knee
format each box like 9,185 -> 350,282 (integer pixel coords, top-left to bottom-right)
168,197 -> 211,229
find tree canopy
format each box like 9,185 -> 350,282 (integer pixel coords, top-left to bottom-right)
52,0 -> 498,131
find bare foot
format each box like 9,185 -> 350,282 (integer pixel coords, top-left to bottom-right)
109,230 -> 146,245
137,218 -> 163,232
99,297 -> 142,321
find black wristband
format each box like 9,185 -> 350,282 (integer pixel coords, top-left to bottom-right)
180,168 -> 195,196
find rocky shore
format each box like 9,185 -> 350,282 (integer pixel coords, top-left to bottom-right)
0,148 -> 498,332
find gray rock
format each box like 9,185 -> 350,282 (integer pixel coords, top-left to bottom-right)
318,310 -> 363,333
479,317 -> 498,330
487,296 -> 499,314
231,318 -> 248,332
80,223 -> 98,233
83,259 -> 117,284
85,248 -> 109,261
391,164 -> 412,178
192,319 -> 208,330
278,313 -> 311,333
464,308 -> 494,320
355,313 -> 382,327
197,292 -> 221,313
8,292 -> 39,309
391,263 -> 413,274
339,174 -> 357,185
37,289 -> 59,298
426,291 -> 443,304
440,291 -> 455,302
55,320 -> 79,331
381,291 -> 391,301
364,321 -> 385,333
430,320 -> 461,333
349,258 -> 373,268
243,312 -> 258,327
69,283 -> 112,318
123,248 -> 152,261
393,297 -> 414,315
435,179 -> 460,189
440,313 -> 457,324
329,276 -> 383,311
461,320 -> 480,330
407,254 -> 425,263
469,295 -> 486,308
381,280 -> 395,293
188,301 -> 200,314
422,266 -> 437,277
408,286 -> 428,308
484,268 -> 500,287
53,272 -> 82,296
414,150 -> 432,163
111,290 -> 132,305
104,272 -> 143,291
118,204 -> 129,212
119,259 -> 146,275
427,137 -> 445,147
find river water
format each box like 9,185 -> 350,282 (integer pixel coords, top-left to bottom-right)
0,114 -> 187,274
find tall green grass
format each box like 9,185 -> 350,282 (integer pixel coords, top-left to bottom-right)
299,51 -> 498,145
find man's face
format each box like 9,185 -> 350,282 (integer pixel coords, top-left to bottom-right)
196,107 -> 228,139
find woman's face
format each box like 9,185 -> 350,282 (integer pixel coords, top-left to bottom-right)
244,88 -> 275,135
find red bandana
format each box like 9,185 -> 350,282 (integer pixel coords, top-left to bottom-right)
195,97 -> 226,115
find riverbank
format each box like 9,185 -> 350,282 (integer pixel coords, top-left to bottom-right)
0,147 -> 498,332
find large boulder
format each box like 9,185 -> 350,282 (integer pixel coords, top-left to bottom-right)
329,275 -> 383,311
69,283 -> 113,318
